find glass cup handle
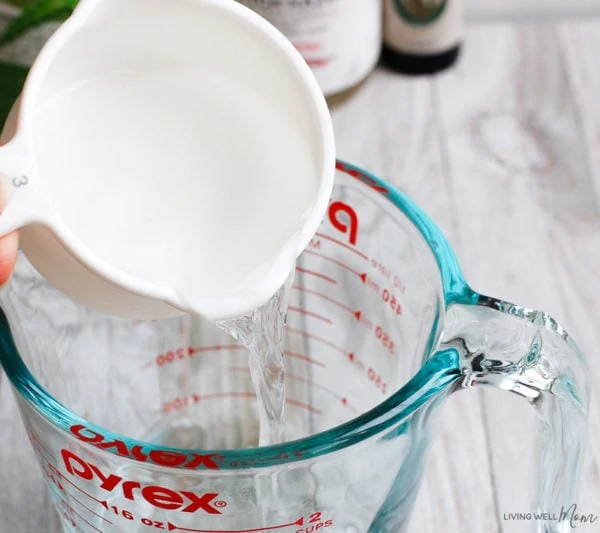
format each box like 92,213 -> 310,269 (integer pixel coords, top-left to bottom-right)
441,295 -> 590,533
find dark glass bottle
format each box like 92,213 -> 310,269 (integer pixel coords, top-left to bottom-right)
383,0 -> 463,75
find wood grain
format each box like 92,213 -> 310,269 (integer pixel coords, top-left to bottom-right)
432,19 -> 600,532
466,0 -> 600,21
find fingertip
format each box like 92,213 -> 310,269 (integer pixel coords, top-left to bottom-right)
0,231 -> 19,286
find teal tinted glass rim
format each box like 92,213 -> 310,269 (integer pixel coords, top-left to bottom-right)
0,159 -> 474,470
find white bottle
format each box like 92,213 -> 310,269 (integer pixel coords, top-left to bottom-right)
239,0 -> 383,96
382,0 -> 463,74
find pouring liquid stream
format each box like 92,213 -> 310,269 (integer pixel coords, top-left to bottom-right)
216,272 -> 294,446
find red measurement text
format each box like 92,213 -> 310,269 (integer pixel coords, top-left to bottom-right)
154,345 -> 243,367
375,326 -> 395,354
109,506 -> 210,529
69,425 -> 221,470
163,394 -> 201,413
141,517 -> 168,529
370,259 -> 406,294
156,348 -> 187,366
382,289 -> 402,316
296,511 -> 334,532
110,506 -> 134,520
368,368 -> 388,394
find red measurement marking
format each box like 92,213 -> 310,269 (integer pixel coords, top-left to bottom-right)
69,493 -> 113,524
30,437 -> 55,464
224,372 -> 324,415
228,367 -> 352,410
59,499 -> 104,533
168,516 -> 304,532
43,464 -> 65,492
286,372 -> 341,400
286,399 -> 322,414
288,305 -> 332,324
35,452 -> 60,479
163,393 -> 202,413
230,367 -> 342,404
374,325 -> 396,355
189,345 -> 245,356
210,378 -> 322,415
287,327 -> 349,356
353,311 -> 374,329
292,285 -> 357,317
43,460 -> 107,507
304,249 -> 362,278
59,509 -> 82,533
316,232 -> 368,260
161,392 -> 256,411
369,259 -> 407,294
284,350 -> 326,368
381,288 -> 403,316
369,258 -> 392,280
347,352 -> 365,370
295,266 -> 337,284
145,345 -> 245,369
42,459 -> 112,525
361,274 -> 381,295
368,367 -> 388,394
196,392 -> 256,402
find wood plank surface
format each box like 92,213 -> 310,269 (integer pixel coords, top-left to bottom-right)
430,19 -> 600,533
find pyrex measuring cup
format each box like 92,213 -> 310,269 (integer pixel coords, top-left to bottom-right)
0,162 -> 589,533
0,0 -> 335,321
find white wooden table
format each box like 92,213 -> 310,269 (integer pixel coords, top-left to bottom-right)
1,18 -> 599,533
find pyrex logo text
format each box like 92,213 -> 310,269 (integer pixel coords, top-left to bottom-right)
69,424 -> 221,469
61,449 -> 224,514
328,201 -> 358,246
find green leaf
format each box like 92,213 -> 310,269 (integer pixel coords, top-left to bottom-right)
0,62 -> 28,126
0,0 -> 78,46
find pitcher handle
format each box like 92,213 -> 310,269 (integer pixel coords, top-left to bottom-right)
441,295 -> 590,533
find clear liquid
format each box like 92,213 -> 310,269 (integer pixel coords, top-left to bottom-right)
217,273 -> 294,446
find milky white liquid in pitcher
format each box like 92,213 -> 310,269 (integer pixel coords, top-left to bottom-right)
30,70 -> 319,310
31,70 -> 303,446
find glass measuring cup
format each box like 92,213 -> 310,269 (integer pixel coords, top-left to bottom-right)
0,161 -> 589,533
